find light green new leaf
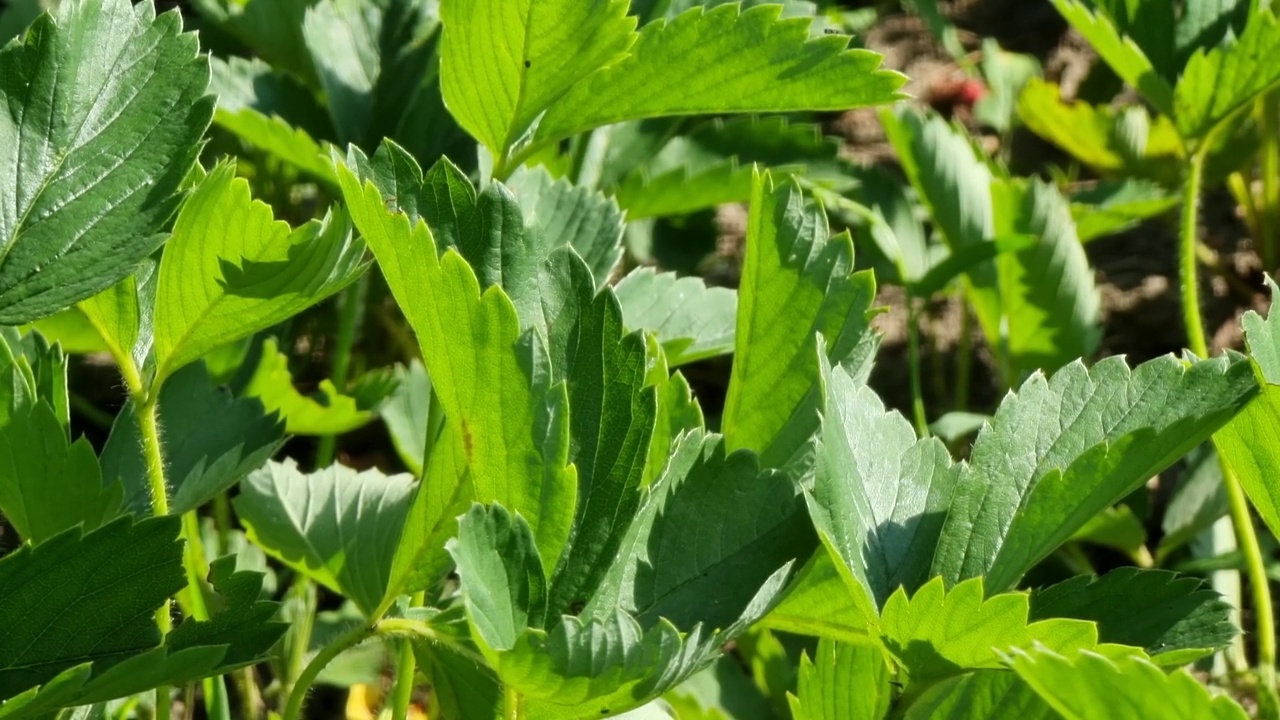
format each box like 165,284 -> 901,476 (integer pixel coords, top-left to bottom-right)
336,153 -> 577,570
241,337 -> 374,436
0,328 -> 67,428
612,116 -> 846,220
0,402 -> 121,545
215,109 -> 338,185
0,0 -> 212,323
1175,11 -> 1280,141
440,0 -> 636,158
787,638 -> 892,720
1048,0 -> 1174,115
615,268 -> 736,368
880,577 -> 1099,689
77,264 -> 153,390
0,516 -> 286,717
903,670 -> 1054,720
1007,647 -> 1249,720
235,459 -> 416,618
936,353 -> 1257,592
100,363 -> 286,516
805,356 -> 959,609
536,4 -> 906,147
762,552 -> 869,642
1216,277 -> 1280,540
1028,568 -> 1235,664
587,430 -> 811,633
723,171 -> 878,468
448,503 -> 548,653
639,335 -> 705,488
152,163 -> 367,387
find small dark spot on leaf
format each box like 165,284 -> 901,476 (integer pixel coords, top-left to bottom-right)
569,600 -> 586,615
524,60 -> 532,68
461,419 -> 474,459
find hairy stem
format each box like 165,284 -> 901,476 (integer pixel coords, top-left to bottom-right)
1183,144 -> 1279,706
283,621 -> 375,720
136,396 -> 173,719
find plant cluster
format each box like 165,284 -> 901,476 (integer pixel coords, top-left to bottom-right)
3,0 -> 1280,719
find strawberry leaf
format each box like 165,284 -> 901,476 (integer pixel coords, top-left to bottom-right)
787,638 -> 893,720
615,268 -> 737,368
241,337 -> 374,436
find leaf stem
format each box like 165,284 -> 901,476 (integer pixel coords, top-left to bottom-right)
282,621 -> 376,720
1183,142 -> 1279,708
315,277 -> 367,469
388,592 -> 425,720
906,293 -> 929,437
136,394 -> 174,720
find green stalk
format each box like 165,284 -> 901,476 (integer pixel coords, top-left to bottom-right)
315,278 -> 366,469
282,621 -> 375,720
906,292 -> 929,437
136,396 -> 174,720
1182,144 -> 1279,709
181,513 -> 231,720
388,591 -> 425,720
281,575 -> 318,704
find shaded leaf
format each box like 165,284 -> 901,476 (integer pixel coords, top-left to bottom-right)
614,268 -> 736,367
448,503 -> 548,653
241,337 -> 374,436
787,638 -> 892,720
1048,0 -> 1174,114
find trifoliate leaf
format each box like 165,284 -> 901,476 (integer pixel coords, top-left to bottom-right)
100,363 -> 285,516
0,0 -> 212,323
0,401 -> 121,544
1216,277 -> 1280,540
535,5 -> 906,148
614,268 -> 737,367
337,145 -> 577,569
587,430 -> 811,632
1028,568 -> 1235,664
722,171 -> 878,469
241,337 -> 374,436
151,162 -> 368,387
1175,11 -> 1280,141
235,459 -> 416,618
880,577 -> 1099,689
1006,647 -> 1249,720
787,638 -> 892,720
903,670 -> 1054,720
1048,0 -> 1174,115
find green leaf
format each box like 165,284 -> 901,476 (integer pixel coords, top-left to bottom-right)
587,430 -> 812,633
77,265 -> 152,388
1159,443 -> 1229,559
382,360 -> 432,476
439,0 -> 636,159
0,516 -> 284,716
664,656 -> 775,720
507,165 -> 626,288
880,577 -> 1099,689
722,171 -> 878,468
903,670 -> 1054,720
448,503 -> 548,653
1028,568 -> 1235,664
612,116 -> 845,219
614,268 -> 736,367
1175,11 -> 1280,141
1047,0 -> 1174,115
762,552 -> 869,642
1216,277 -> 1280,540
337,147 -> 578,569
1176,0 -> 1252,70
0,401 -> 121,544
100,363 -> 285,516
151,162 -> 367,387
241,337 -> 374,435
235,459 -> 416,618
1070,180 -> 1179,243
0,0 -> 45,46
972,39 -> 1041,134
640,337 -> 705,487
937,353 -> 1257,591
908,234 -> 1036,299
191,0 -> 317,85
535,5 -> 906,148
1007,647 -> 1249,720
787,638 -> 892,720
0,327 -> 68,428
0,0 -> 212,323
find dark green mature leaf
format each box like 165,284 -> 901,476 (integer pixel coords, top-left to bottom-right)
805,355 -> 958,610
1175,11 -> 1280,141
151,162 -> 367,387
0,401 -> 121,544
0,0 -> 212,323
611,115 -> 846,219
938,354 -> 1256,591
1007,647 -> 1250,720
448,503 -> 548,653
100,363 -> 286,516
535,4 -> 906,148
880,577 -> 1098,689
787,638 -> 892,720
1048,0 -> 1174,115
236,460 -> 416,618
904,670 -> 1054,720
1028,568 -> 1235,664
241,337 -> 374,436
336,147 -> 577,570
1176,0 -> 1251,69
614,268 -> 736,367
0,516 -> 283,717
534,253 -> 657,619
723,171 -> 878,468
587,430 -> 811,632
0,0 -> 44,46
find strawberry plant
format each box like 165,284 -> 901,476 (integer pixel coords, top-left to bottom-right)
1,0 -> 1280,718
